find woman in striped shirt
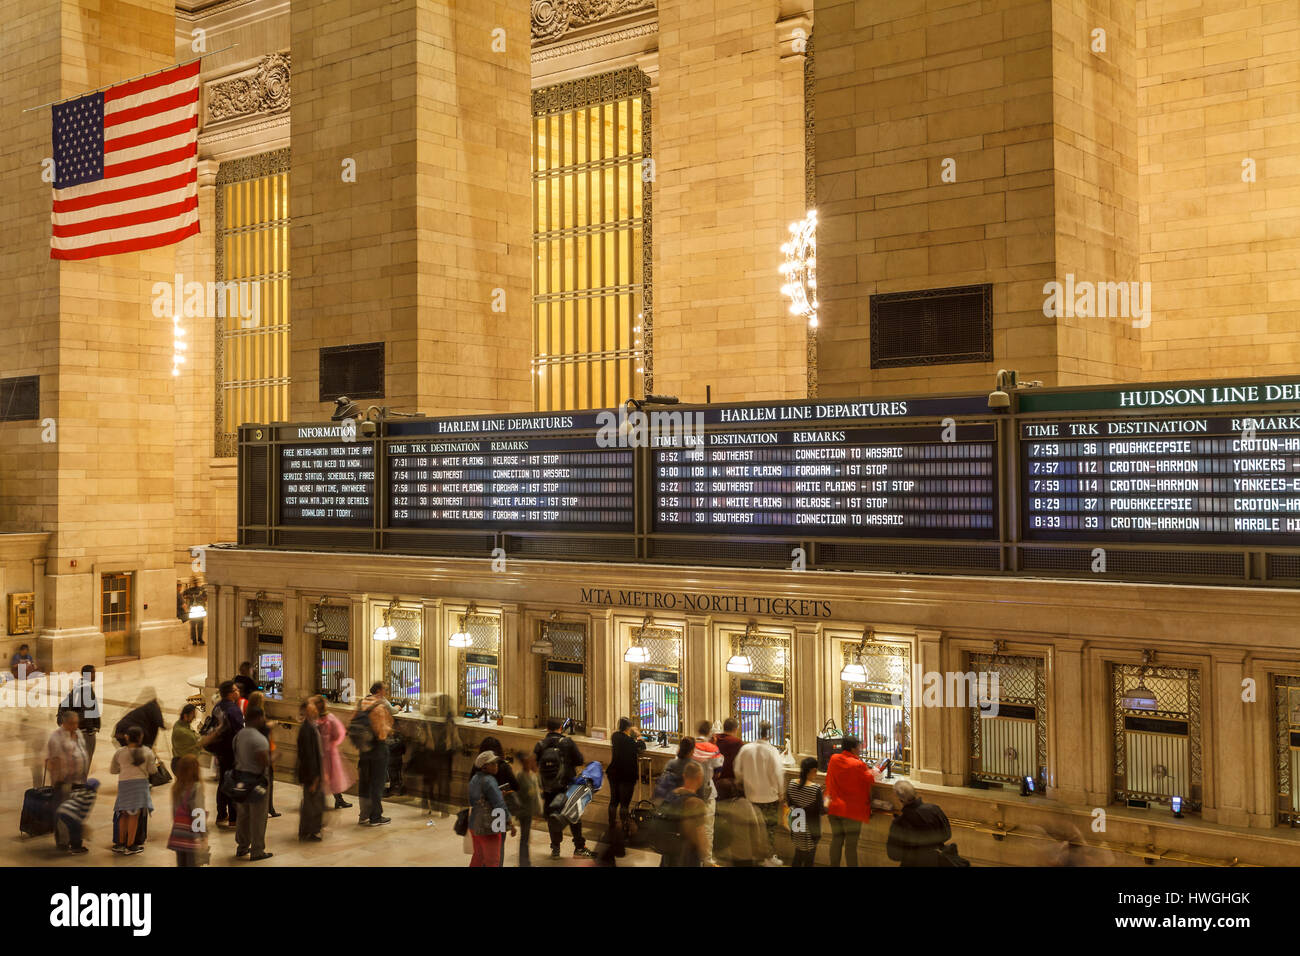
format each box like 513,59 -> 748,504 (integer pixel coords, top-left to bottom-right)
784,757 -> 825,867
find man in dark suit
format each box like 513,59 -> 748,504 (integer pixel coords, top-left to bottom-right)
297,698 -> 325,841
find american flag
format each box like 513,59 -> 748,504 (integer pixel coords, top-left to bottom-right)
49,60 -> 200,260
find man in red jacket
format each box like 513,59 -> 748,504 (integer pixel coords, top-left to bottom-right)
824,736 -> 874,867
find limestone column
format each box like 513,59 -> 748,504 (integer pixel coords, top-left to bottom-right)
588,611 -> 611,738
499,603 -> 522,726
280,592 -> 303,703
911,628 -> 947,786
289,0 -> 531,418
792,622 -> 823,758
173,158 -> 220,571
1204,652 -> 1249,827
683,615 -> 711,733
654,0 -> 810,403
1050,640 -> 1087,804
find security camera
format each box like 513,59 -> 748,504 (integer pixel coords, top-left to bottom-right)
360,420 -> 377,437
988,389 -> 1010,409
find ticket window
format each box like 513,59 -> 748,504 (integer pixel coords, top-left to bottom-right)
727,631 -> 791,746
254,601 -> 285,699
968,653 -> 1047,789
1275,677 -> 1300,824
540,621 -> 587,734
386,645 -> 420,708
840,638 -> 913,773
629,623 -> 683,741
1112,663 -> 1201,811
457,613 -> 501,717
384,610 -> 421,708
315,605 -> 352,702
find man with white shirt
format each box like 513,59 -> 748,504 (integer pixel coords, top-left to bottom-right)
734,721 -> 785,866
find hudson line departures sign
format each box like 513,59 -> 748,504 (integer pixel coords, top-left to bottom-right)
1020,378 -> 1300,545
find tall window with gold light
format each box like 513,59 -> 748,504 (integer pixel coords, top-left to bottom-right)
215,149 -> 290,456
531,69 -> 650,411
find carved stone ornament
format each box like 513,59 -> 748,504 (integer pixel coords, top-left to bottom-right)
532,0 -> 656,44
207,53 -> 291,125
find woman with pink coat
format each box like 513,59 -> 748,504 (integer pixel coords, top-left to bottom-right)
311,695 -> 355,809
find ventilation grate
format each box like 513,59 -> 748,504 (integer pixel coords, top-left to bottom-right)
319,342 -> 384,402
276,529 -> 375,550
506,536 -> 635,558
648,539 -> 792,566
817,542 -> 1000,571
0,375 -> 39,422
1266,554 -> 1300,580
244,445 -> 268,525
383,533 -> 496,556
870,284 -> 992,368
1020,548 -> 1244,579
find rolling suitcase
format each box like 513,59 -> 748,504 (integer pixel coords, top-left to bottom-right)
20,786 -> 57,837
113,809 -> 149,848
627,754 -> 656,845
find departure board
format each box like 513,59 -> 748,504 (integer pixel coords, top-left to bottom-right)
279,443 -> 375,526
652,423 -> 997,538
387,436 -> 633,531
1022,414 -> 1300,543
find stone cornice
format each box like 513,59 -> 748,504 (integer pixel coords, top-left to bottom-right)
0,533 -> 51,561
203,546 -> 1300,651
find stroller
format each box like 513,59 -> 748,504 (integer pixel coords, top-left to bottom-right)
547,761 -> 604,826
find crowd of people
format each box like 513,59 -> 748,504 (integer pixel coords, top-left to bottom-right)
31,660 -> 970,868
461,716 -> 962,868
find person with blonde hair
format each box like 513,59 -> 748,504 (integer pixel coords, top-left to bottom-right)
167,754 -> 207,866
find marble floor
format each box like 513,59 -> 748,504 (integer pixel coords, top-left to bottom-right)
0,649 -> 661,868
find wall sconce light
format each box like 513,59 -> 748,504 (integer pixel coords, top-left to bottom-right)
449,602 -> 476,648
240,592 -> 266,630
302,598 -> 328,637
726,622 -> 757,675
624,613 -> 652,663
531,611 -> 557,655
839,627 -> 874,683
372,598 -> 399,642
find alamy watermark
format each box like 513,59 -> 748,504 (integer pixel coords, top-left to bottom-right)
1042,273 -> 1152,329
595,406 -> 705,449
152,273 -> 260,327
0,670 -> 103,712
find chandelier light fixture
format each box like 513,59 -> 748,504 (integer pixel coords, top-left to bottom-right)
372,598 -> 399,642
172,313 -> 186,376
449,602 -> 477,648
779,209 -> 818,329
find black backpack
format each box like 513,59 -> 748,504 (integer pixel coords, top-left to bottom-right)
537,736 -> 567,791
347,706 -> 377,753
